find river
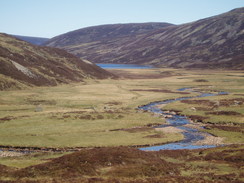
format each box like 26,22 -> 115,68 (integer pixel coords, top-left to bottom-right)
0,72 -> 227,153
139,88 -> 227,151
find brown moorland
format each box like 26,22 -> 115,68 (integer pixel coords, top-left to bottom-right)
45,8 -> 244,69
0,145 -> 243,182
0,33 -> 115,90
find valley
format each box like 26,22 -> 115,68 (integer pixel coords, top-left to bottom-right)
0,68 -> 243,182
0,5 -> 243,183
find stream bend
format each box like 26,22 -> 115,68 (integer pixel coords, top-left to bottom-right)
139,88 -> 227,151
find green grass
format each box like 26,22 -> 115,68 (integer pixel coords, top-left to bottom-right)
0,68 -> 244,182
0,152 -> 69,168
204,129 -> 243,143
0,68 -> 243,148
0,70 -> 192,148
0,110 -> 184,147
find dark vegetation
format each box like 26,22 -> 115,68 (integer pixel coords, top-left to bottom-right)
181,98 -> 244,108
0,33 -> 115,90
130,89 -> 190,94
44,22 -> 172,47
1,145 -> 243,182
205,111 -> 242,116
194,79 -> 209,82
181,98 -> 244,122
207,125 -> 243,133
0,8 -> 243,183
109,69 -> 178,79
45,8 -> 244,70
51,112 -> 125,121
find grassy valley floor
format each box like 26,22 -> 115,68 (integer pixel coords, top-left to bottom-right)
0,68 -> 243,182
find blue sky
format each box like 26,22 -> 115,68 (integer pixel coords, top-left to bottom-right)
1,0 -> 243,38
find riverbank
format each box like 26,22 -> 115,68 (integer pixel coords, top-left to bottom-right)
138,88 -> 231,150
0,69 -> 243,149
0,88 -> 238,154
0,68 -> 243,182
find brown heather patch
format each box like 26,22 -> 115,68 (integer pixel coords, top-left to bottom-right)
194,79 -> 209,82
61,111 -> 86,114
130,89 -> 190,94
1,145 -> 244,182
234,94 -> 244,96
13,147 -> 179,178
188,115 -> 210,122
53,113 -> 125,121
143,134 -> 165,138
203,148 -> 244,163
158,149 -> 192,159
145,123 -> 162,127
108,69 -> 176,79
0,116 -> 17,122
3,176 -> 223,183
0,164 -> 16,176
219,98 -> 244,107
105,101 -> 122,105
110,127 -> 151,133
205,111 -> 242,116
209,125 -> 244,133
0,115 -> 30,122
181,99 -> 215,106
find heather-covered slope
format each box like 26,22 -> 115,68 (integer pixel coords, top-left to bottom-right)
0,33 -> 114,90
113,8 -> 244,69
3,145 -> 244,182
46,8 -> 244,69
44,23 -> 173,63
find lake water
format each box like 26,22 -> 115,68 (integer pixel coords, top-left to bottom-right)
97,63 -> 153,69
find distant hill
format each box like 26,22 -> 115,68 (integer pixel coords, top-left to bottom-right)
45,8 -> 244,69
111,8 -> 244,69
11,35 -> 49,45
44,23 -> 173,62
0,33 -> 115,90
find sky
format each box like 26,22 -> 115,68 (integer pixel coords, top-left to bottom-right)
1,0 -> 243,38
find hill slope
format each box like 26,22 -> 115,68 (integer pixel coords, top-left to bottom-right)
113,8 -> 244,69
44,23 -> 173,62
11,35 -> 49,45
45,8 -> 244,69
0,33 -> 114,90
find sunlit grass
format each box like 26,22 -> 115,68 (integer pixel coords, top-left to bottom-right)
0,68 -> 243,148
0,152 -> 69,168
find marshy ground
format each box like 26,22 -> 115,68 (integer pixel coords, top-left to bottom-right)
0,68 -> 243,182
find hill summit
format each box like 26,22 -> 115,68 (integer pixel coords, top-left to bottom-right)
44,23 -> 173,63
45,8 -> 244,69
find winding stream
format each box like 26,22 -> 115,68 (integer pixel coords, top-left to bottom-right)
0,88 -> 227,153
139,88 -> 227,151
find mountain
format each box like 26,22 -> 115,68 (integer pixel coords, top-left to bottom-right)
0,33 -> 115,90
111,8 -> 244,69
11,35 -> 49,45
44,23 -> 173,62
45,8 -> 244,69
